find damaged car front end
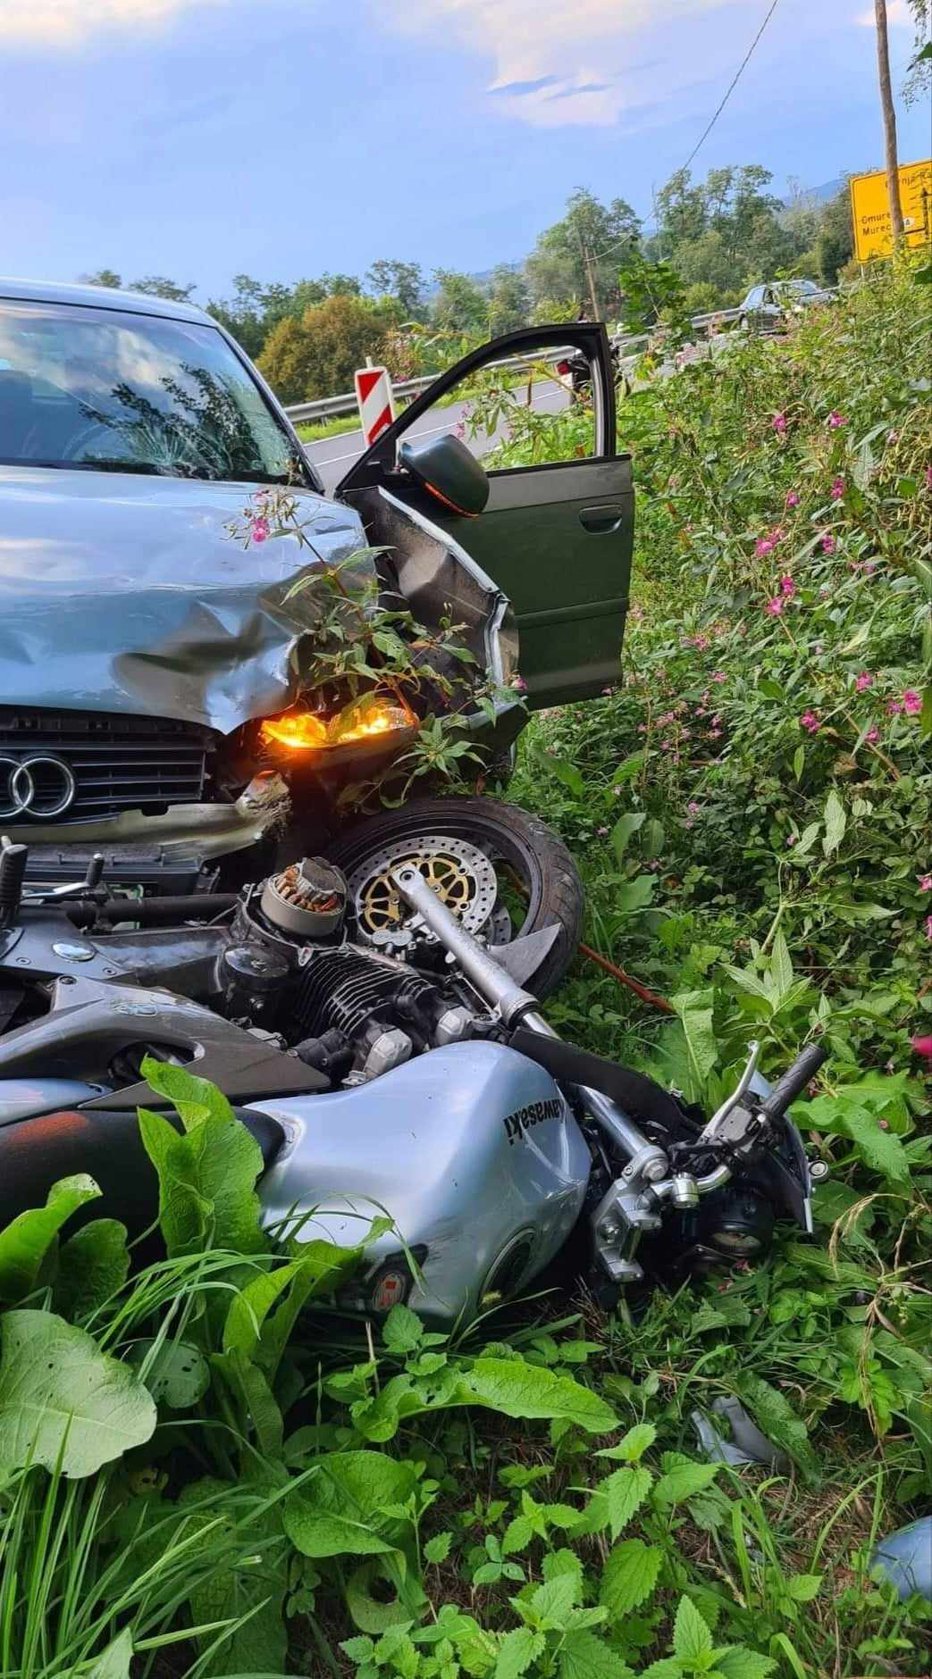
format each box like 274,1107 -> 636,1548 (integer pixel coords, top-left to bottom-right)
0,281 -> 520,896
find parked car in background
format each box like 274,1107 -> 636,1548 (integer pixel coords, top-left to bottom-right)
738,278 -> 835,333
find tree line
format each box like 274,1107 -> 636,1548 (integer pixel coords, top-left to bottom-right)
82,165 -> 858,405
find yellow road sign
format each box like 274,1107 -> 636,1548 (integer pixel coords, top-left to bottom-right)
850,160 -> 932,262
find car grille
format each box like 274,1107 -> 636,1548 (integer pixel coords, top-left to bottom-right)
0,708 -> 211,825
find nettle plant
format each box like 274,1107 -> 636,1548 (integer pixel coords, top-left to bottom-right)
227,486 -> 523,800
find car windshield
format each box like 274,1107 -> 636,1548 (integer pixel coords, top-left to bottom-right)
0,298 -> 302,483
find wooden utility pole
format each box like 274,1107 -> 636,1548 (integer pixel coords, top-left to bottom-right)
874,0 -> 906,239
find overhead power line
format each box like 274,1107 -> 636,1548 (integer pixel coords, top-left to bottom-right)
585,0 -> 782,267
680,0 -> 782,176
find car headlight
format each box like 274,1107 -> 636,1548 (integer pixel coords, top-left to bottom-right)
260,693 -> 415,754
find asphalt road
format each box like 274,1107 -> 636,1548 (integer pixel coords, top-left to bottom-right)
304,382 -> 571,493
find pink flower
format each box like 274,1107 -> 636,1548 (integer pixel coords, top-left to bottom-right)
786,834 -> 796,846
912,1034 -> 932,1059
854,672 -> 873,692
799,710 -> 821,733
926,916 -> 932,942
765,596 -> 784,616
597,825 -> 609,836
711,671 -> 727,683
830,476 -> 845,500
925,465 -> 932,490
250,517 -> 270,543
827,411 -> 847,429
902,690 -> 922,715
785,490 -> 800,509
821,533 -> 836,555
772,413 -> 788,434
511,674 -> 528,694
863,559 -> 877,575
755,537 -> 775,558
887,698 -> 903,716
687,801 -> 701,816
865,726 -> 880,744
780,574 -> 796,598
252,488 -> 269,503
917,873 -> 932,892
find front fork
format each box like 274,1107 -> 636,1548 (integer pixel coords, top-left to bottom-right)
391,865 -> 776,1285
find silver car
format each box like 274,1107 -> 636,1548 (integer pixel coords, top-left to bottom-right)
738,278 -> 834,333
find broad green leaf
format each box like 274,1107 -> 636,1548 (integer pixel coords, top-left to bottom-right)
610,751 -> 644,788
530,1569 -> 579,1624
611,810 -> 646,865
54,1219 -> 130,1320
223,1242 -> 359,1377
544,754 -> 585,797
0,1310 -> 156,1477
670,989 -> 718,1097
822,788 -> 846,857
597,1421 -> 657,1461
0,1175 -> 100,1305
212,1348 -> 284,1457
614,875 -> 656,916
791,822 -> 820,859
716,1648 -> 777,1679
841,1105 -> 911,1184
456,1358 -> 618,1433
344,1558 -> 426,1634
734,1375 -> 820,1485
768,931 -> 793,1002
603,1463 -> 652,1539
131,1339 -> 210,1408
792,744 -> 805,781
784,1573 -> 822,1602
283,1451 -> 417,1559
600,1538 -> 663,1616
138,1058 -> 265,1258
181,1476 -> 287,1679
673,1595 -> 713,1662
652,1460 -> 720,1506
558,1629 -> 634,1679
495,1627 -> 545,1679
423,1530 -> 452,1565
382,1303 -> 425,1355
85,1628 -> 134,1679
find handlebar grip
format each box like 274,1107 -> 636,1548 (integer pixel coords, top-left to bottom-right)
761,1043 -> 827,1119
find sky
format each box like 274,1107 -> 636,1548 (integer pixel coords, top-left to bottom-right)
0,0 -> 928,301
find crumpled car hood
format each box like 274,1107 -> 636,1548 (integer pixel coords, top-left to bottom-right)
0,466 -> 372,733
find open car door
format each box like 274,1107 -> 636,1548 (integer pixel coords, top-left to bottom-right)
336,324 -> 632,708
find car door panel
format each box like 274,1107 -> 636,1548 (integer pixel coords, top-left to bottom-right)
338,324 -> 632,709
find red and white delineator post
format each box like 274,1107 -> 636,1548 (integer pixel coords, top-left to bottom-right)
354,364 -> 395,446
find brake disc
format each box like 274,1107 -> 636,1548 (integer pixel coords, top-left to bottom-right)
346,833 -> 499,943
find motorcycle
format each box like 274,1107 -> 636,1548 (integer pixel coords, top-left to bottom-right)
0,834 -> 827,1323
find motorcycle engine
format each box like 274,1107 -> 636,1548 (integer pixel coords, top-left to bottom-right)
219,857 -> 476,1083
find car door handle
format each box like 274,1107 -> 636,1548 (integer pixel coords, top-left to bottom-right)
579,504 -> 624,534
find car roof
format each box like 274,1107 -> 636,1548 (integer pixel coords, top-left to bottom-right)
0,275 -> 213,326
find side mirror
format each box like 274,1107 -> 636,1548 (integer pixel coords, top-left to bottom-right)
398,433 -> 490,518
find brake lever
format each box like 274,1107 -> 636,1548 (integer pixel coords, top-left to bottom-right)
697,1040 -> 760,1145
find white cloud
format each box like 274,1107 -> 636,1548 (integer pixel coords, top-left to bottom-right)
386,0 -> 735,126
0,0 -> 224,46
855,0 -> 913,22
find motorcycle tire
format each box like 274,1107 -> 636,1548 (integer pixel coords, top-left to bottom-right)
329,795 -> 584,998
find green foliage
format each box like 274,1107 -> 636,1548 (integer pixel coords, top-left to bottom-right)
258,291 -> 399,403
3,264 -> 930,1676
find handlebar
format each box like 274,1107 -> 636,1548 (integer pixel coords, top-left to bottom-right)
759,1042 -> 827,1121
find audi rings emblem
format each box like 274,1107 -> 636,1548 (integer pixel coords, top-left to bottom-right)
0,755 -> 77,820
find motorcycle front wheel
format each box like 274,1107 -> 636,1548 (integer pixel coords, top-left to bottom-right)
329,795 -> 584,998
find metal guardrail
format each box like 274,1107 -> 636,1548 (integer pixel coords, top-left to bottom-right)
284,349 -> 569,425
283,314 -> 746,426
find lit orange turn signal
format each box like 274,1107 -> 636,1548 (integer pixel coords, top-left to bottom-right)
261,695 -> 414,753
